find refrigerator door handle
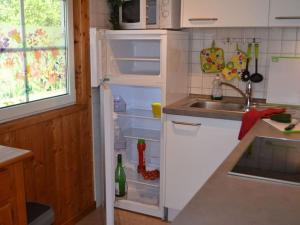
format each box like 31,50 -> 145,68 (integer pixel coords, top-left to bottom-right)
100,77 -> 110,84
100,77 -> 110,86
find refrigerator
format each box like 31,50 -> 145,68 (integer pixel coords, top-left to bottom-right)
90,28 -> 189,225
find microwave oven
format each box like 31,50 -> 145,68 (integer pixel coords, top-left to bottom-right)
119,0 -> 181,29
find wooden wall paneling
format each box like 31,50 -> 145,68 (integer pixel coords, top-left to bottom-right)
61,112 -> 81,220
0,0 -> 95,224
78,109 -> 94,209
73,0 -> 91,105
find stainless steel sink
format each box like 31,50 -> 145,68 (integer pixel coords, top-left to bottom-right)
189,101 -> 245,112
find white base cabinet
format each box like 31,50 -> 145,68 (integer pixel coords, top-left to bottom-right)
164,114 -> 241,216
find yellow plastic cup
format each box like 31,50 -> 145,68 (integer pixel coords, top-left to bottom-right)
151,102 -> 161,118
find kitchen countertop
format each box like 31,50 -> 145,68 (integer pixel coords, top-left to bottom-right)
168,96 -> 300,225
0,145 -> 32,168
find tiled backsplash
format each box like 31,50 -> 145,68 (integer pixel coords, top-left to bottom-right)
188,28 -> 300,99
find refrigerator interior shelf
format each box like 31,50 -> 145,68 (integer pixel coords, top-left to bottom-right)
117,108 -> 160,120
112,57 -> 160,62
116,181 -> 159,206
123,128 -> 160,142
125,166 -> 160,188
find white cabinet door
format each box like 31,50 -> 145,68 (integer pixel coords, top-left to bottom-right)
181,0 -> 269,28
164,115 -> 241,211
269,0 -> 300,27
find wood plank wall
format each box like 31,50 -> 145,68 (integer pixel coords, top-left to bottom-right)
0,0 -> 95,224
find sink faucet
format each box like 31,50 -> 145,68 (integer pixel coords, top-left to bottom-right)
220,81 -> 252,112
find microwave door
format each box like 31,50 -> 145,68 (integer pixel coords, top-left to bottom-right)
119,0 -> 146,29
146,0 -> 159,29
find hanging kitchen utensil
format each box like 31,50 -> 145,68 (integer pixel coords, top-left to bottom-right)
250,43 -> 264,83
222,44 -> 247,80
200,40 -> 225,73
241,43 -> 252,82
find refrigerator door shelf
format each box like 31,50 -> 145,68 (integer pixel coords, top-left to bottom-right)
125,166 -> 160,188
123,128 -> 161,142
116,181 -> 159,206
116,108 -> 161,120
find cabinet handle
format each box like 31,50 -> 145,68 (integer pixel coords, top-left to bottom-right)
189,18 -> 218,21
172,121 -> 202,127
275,16 -> 300,20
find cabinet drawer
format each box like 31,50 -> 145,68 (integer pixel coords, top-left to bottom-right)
0,168 -> 12,202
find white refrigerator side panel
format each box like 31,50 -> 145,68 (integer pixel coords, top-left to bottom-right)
165,32 -> 189,105
102,85 -> 115,225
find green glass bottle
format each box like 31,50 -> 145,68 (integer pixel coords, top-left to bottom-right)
115,154 -> 126,197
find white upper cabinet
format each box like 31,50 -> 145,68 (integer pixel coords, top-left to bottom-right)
269,0 -> 300,27
181,0 -> 269,27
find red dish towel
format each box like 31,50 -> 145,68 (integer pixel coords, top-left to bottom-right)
238,108 -> 286,140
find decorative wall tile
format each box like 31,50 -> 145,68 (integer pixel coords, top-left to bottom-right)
190,87 -> 202,95
281,41 -> 297,54
296,41 -> 300,55
269,28 -> 283,41
254,28 -> 269,40
188,27 -> 299,98
243,28 -> 255,38
203,28 -> 217,40
268,40 -> 282,54
282,28 -> 297,41
190,76 -> 203,88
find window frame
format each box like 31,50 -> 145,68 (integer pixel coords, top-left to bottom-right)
0,0 -> 76,123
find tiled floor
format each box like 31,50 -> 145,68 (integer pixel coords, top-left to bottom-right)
76,207 -> 169,225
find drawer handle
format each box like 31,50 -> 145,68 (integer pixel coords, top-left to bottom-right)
189,18 -> 218,21
172,121 -> 202,127
275,16 -> 300,20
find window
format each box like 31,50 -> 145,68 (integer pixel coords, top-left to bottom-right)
0,0 -> 75,122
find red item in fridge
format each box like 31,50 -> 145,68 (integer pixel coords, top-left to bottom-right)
137,139 -> 146,173
141,169 -> 160,180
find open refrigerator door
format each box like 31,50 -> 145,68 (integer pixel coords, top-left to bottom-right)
102,83 -> 115,225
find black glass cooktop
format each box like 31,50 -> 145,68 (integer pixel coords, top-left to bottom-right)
229,136 -> 300,186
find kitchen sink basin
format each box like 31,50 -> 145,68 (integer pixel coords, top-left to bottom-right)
189,101 -> 245,112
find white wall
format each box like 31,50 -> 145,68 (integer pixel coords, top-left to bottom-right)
89,0 -> 110,28
188,28 -> 300,98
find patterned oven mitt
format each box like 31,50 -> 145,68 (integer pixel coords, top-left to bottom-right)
222,44 -> 247,80
200,41 -> 225,73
